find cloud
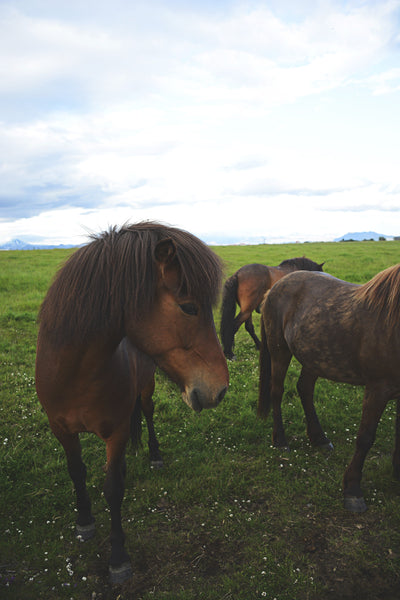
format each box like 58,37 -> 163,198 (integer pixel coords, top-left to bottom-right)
0,0 -> 400,244
365,68 -> 400,95
230,180 -> 354,198
322,202 -> 400,213
1,0 -> 398,117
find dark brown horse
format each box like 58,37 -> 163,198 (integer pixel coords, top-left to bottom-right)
220,257 -> 324,359
258,266 -> 400,513
35,222 -> 229,583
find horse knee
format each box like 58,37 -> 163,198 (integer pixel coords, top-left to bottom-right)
356,428 -> 376,452
104,461 -> 125,502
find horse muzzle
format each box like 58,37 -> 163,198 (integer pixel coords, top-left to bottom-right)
184,384 -> 228,412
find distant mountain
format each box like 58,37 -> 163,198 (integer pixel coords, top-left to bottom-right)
334,231 -> 390,242
0,238 -> 78,250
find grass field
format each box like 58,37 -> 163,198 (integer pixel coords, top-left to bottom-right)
1,240 -> 400,600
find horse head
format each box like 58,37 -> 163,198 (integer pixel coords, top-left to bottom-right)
128,237 -> 229,412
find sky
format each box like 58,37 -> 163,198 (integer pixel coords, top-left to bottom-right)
0,0 -> 400,246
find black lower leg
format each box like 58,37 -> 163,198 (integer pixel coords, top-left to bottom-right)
245,318 -> 261,349
104,459 -> 130,569
146,419 -> 163,466
297,371 -> 332,448
64,437 -> 95,531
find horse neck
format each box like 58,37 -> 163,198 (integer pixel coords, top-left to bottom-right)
81,334 -> 124,368
278,263 -> 298,274
42,327 -> 125,375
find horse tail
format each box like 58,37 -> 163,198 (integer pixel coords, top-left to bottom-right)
220,273 -> 238,358
130,394 -> 143,452
257,313 -> 272,419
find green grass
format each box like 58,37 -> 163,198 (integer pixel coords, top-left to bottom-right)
1,241 -> 400,600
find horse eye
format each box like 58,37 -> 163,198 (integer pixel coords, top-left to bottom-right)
179,303 -> 198,316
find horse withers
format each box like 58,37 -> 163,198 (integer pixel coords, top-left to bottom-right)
258,266 -> 400,512
220,257 -> 324,359
35,222 -> 229,583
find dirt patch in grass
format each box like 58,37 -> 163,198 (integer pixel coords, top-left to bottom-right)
66,503 -> 400,600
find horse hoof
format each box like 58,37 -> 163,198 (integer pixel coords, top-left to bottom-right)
273,443 -> 290,452
344,496 -> 367,513
76,521 -> 96,541
321,441 -> 334,452
109,562 -> 133,584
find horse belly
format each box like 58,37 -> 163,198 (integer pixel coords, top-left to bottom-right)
286,318 -> 367,386
296,348 -> 365,385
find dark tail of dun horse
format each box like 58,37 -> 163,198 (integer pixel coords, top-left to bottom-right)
220,274 -> 239,360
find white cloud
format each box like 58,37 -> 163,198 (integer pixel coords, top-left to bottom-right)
0,0 -> 400,244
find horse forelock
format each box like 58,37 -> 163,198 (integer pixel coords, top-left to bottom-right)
278,257 -> 323,272
162,227 -> 223,307
353,264 -> 400,329
38,221 -> 222,345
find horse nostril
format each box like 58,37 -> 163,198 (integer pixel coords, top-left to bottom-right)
190,388 -> 203,413
216,386 -> 228,405
188,385 -> 227,411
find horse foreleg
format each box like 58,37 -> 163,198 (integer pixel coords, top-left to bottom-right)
343,386 -> 388,513
245,316 -> 261,350
141,383 -> 163,468
297,369 -> 333,450
226,310 -> 254,358
53,427 -> 95,540
104,432 -> 132,584
393,397 -> 400,480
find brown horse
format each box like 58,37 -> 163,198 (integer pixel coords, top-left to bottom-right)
220,257 -> 324,359
35,222 -> 229,583
258,266 -> 400,513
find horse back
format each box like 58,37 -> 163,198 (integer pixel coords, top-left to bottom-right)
236,264 -> 274,309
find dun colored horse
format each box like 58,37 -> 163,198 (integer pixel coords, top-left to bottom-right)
220,257 -> 324,359
35,222 -> 229,583
258,266 -> 400,512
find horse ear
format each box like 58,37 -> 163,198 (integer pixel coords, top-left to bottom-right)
154,238 -> 177,266
319,262 -> 325,271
